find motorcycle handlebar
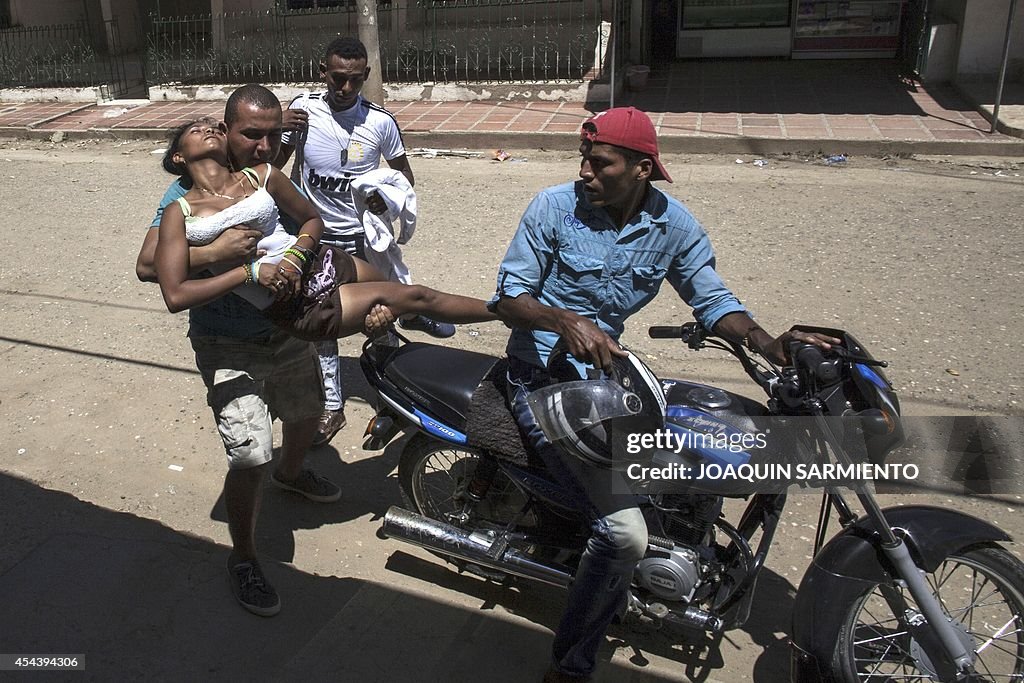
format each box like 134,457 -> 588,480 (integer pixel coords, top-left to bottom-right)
649,323 -> 709,350
793,343 -> 826,368
793,343 -> 842,385
649,321 -> 786,396
648,326 -> 684,339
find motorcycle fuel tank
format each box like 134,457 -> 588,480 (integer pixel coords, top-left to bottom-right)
632,380 -> 781,495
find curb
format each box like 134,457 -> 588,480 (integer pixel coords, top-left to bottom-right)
976,107 -> 1024,139
404,131 -> 1024,157
0,126 -> 173,141
3,126 -> 1023,157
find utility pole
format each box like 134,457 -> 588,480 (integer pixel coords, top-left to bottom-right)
991,0 -> 1019,134
357,0 -> 385,105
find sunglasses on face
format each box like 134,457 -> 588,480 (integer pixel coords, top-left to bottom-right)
323,71 -> 366,87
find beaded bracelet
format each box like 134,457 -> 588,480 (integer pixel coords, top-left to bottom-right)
242,262 -> 253,283
291,245 -> 317,262
284,247 -> 309,264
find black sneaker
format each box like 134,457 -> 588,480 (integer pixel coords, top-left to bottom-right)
228,559 -> 280,617
399,315 -> 456,338
271,468 -> 342,503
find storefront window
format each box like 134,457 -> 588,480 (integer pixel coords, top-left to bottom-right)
795,0 -> 901,37
682,0 -> 791,29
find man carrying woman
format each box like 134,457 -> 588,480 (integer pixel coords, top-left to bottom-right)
136,84 -> 493,618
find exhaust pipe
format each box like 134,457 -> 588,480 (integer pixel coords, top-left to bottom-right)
384,506 -> 726,633
381,506 -> 572,588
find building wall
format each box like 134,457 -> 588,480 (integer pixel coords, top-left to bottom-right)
7,0 -> 149,51
8,0 -> 91,26
929,0 -> 965,26
223,0 -> 272,10
104,0 -> 146,52
153,0 -> 211,16
956,0 -> 1023,79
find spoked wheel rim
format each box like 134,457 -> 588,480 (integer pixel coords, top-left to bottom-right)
410,446 -> 477,524
409,446 -> 530,528
846,553 -> 1024,681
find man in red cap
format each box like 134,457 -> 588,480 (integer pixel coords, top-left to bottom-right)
488,106 -> 836,681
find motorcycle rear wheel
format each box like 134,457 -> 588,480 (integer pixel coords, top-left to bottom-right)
398,434 -> 529,529
831,545 -> 1024,682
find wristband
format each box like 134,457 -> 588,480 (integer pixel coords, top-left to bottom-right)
280,255 -> 304,273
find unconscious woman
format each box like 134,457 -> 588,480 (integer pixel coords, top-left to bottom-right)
154,117 -> 494,340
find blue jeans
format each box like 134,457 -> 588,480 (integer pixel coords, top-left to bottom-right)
507,359 -> 647,678
314,234 -> 366,410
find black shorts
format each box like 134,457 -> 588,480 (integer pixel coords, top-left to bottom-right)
264,244 -> 359,341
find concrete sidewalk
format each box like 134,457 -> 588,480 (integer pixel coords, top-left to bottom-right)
1,60 -> 1022,156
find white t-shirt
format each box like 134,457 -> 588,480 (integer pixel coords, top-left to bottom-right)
282,93 -> 405,241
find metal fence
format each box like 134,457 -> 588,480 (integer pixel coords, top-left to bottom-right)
379,0 -> 604,83
146,7 -> 359,85
145,0 -> 605,87
0,18 -> 136,96
0,21 -> 103,88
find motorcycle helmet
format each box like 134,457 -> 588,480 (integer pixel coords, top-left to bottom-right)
527,340 -> 666,468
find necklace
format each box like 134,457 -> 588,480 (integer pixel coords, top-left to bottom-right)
328,101 -> 352,167
197,175 -> 247,200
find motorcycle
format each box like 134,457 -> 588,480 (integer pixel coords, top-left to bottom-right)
359,323 -> 1024,682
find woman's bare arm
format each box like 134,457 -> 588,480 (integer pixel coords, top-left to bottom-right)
265,164 -> 324,245
154,201 -> 250,313
264,164 -> 325,297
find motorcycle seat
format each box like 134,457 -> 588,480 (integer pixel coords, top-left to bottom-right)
465,359 -> 536,468
384,342 -> 501,432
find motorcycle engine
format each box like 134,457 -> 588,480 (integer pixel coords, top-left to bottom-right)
633,494 -> 723,602
635,547 -> 701,602
659,493 -> 723,546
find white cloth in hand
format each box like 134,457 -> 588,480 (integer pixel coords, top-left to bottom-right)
351,169 -> 417,285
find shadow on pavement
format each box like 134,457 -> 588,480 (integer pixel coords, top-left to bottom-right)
383,544 -> 799,682
621,59 -> 979,118
206,408 -> 410,563
0,472 -> 686,682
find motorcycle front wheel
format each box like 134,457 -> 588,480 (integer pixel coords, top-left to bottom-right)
831,545 -> 1024,682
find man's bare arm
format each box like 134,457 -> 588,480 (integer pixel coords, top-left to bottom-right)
386,154 -> 415,187
494,293 -> 626,371
712,311 -> 840,365
135,227 -> 263,282
272,143 -> 295,170
272,107 -> 307,169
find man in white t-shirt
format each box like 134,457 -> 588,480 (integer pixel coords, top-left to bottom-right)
275,36 -> 455,446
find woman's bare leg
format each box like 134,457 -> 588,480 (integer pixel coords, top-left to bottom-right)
350,257 -> 387,283
335,282 -> 494,338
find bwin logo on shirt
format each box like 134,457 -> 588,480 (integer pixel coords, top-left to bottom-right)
307,168 -> 352,193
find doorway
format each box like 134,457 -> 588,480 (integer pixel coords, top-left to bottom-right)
651,0 -> 678,60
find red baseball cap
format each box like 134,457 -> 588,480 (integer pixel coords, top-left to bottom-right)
580,107 -> 672,183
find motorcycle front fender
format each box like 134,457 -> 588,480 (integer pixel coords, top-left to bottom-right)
790,505 -> 1010,682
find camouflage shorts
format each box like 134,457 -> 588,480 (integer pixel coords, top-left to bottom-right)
191,332 -> 324,470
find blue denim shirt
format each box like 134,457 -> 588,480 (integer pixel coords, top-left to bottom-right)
489,181 -> 747,369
